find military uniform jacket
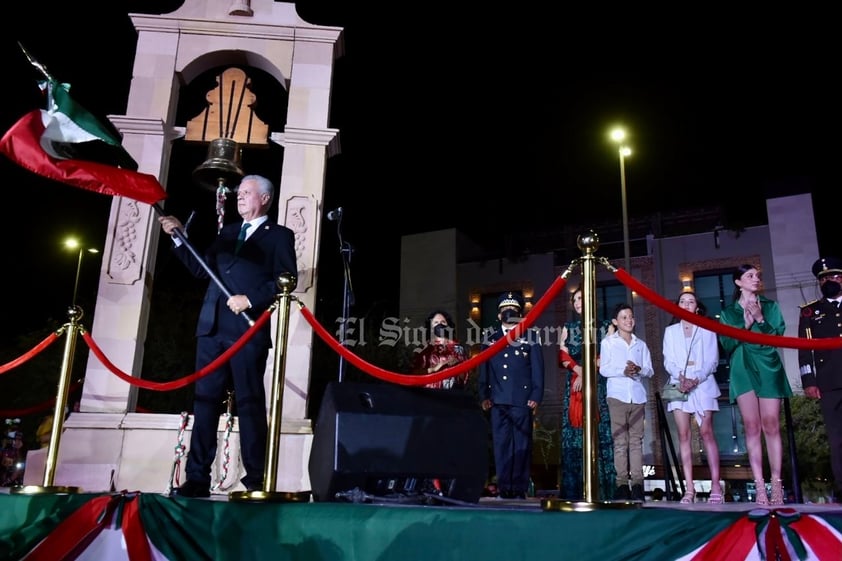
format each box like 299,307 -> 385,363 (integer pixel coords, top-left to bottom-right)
478,328 -> 545,406
798,298 -> 842,392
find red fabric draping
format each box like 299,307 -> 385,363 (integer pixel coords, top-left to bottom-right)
689,508 -> 842,560
790,512 -> 842,559
614,268 -> 842,350
21,492 -> 153,561
568,382 -> 584,428
22,494 -> 122,561
121,493 -> 154,560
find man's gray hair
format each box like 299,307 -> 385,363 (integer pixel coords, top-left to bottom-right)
240,174 -> 275,205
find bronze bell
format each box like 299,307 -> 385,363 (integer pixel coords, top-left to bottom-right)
192,137 -> 244,192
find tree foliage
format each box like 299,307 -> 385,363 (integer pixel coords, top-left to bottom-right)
782,395 -> 832,498
0,318 -> 84,449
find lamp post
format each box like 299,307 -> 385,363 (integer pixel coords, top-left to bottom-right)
64,238 -> 99,308
609,128 -> 633,302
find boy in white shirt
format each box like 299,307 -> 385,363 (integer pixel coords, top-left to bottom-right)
599,303 -> 654,501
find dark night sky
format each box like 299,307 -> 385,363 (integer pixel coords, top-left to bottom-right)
2,2 -> 840,339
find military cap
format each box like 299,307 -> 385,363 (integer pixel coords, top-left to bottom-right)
811,257 -> 842,279
497,291 -> 524,310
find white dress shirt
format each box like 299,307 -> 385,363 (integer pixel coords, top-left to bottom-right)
599,331 -> 654,405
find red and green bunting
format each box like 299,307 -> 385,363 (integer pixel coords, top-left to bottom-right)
11,494 -> 842,561
677,508 -> 842,560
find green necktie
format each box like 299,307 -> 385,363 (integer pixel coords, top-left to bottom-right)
235,222 -> 251,254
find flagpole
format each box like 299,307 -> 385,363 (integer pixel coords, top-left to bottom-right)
18,42 -> 55,82
152,202 -> 254,326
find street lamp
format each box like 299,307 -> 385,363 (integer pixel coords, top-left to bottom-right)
609,127 -> 632,302
64,238 -> 99,308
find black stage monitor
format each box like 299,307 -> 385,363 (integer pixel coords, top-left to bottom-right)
308,381 -> 488,504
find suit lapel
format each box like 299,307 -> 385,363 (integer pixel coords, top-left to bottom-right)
248,220 -> 277,247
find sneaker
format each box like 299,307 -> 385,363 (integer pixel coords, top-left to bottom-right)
631,484 -> 645,501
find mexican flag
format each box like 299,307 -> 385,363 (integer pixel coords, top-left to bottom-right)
0,76 -> 167,206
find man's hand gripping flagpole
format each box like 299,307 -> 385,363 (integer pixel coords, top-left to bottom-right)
152,203 -> 254,326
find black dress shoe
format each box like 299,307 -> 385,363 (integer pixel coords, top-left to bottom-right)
615,485 -> 631,500
631,484 -> 645,501
173,480 -> 210,498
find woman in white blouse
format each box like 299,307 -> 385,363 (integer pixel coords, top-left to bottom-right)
662,291 -> 723,504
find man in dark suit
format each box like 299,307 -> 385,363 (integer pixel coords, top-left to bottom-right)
799,257 -> 842,502
159,174 -> 297,497
478,292 -> 544,499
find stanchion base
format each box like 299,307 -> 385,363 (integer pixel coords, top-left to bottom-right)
228,490 -> 311,503
541,498 -> 642,512
10,485 -> 82,496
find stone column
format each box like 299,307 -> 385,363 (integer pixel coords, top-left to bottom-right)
767,193 -> 819,392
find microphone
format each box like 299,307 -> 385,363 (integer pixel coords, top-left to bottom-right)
327,207 -> 343,221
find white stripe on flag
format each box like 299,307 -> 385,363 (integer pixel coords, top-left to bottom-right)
39,109 -> 100,159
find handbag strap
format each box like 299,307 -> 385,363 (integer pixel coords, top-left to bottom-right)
682,324 -> 697,375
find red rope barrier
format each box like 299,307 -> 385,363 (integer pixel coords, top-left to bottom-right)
11,265 -> 834,415
82,308 -> 273,391
614,267 -> 842,350
298,275 -> 569,384
0,331 -> 61,375
0,381 -> 83,417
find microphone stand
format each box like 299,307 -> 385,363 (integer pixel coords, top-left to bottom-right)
335,214 -> 355,382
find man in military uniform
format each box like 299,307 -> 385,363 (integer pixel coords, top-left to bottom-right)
798,256 -> 842,501
478,292 -> 544,499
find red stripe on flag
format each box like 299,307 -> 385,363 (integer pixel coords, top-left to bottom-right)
0,110 -> 167,206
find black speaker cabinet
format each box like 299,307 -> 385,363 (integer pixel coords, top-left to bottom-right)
309,381 -> 488,503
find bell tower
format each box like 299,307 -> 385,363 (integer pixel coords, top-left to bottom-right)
53,0 -> 343,493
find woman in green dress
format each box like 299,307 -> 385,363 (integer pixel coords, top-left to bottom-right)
558,288 -> 616,501
718,263 -> 792,506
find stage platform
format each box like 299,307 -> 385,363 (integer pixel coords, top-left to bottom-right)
1,489 -> 841,560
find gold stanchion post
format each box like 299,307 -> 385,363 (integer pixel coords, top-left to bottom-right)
543,231 -> 640,511
229,273 -> 310,502
11,306 -> 84,495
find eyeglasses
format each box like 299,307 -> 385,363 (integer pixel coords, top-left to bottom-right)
820,274 -> 842,282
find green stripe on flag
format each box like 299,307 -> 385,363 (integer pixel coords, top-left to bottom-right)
50,80 -> 123,147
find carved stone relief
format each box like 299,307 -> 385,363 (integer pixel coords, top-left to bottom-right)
284,194 -> 315,292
